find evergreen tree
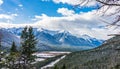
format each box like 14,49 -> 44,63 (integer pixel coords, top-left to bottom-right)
20,26 -> 37,68
10,41 -> 18,53
61,64 -> 66,69
54,65 -> 59,69
6,41 -> 19,69
0,40 -> 6,69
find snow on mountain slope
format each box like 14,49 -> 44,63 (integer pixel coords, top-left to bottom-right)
1,28 -> 104,48
0,29 -> 20,47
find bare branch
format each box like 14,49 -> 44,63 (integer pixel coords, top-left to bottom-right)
96,0 -> 120,6
73,0 -> 120,28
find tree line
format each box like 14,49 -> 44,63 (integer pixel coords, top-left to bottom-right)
0,26 -> 37,69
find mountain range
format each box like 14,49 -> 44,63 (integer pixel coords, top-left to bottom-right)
0,27 -> 104,51
56,35 -> 120,69
0,29 -> 20,47
57,35 -> 120,69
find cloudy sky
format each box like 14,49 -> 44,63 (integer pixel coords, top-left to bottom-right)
0,0 -> 119,39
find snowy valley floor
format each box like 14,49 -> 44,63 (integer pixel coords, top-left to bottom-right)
33,51 -> 70,69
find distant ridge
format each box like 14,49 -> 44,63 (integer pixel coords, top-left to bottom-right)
0,29 -> 20,47
0,28 -> 104,51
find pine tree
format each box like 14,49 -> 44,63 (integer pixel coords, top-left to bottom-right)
0,36 -> 6,69
61,64 -> 66,69
6,41 -> 19,69
10,41 -> 18,53
54,65 -> 59,69
20,26 -> 37,68
27,26 -> 37,62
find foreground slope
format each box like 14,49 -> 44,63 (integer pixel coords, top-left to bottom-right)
56,35 -> 120,69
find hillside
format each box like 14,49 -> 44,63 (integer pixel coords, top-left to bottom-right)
56,35 -> 120,69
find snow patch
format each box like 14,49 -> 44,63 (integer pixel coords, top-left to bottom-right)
41,55 -> 66,69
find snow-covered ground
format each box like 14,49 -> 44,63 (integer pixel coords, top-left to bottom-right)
33,51 -> 70,66
31,58 -> 45,64
48,51 -> 70,54
35,58 -> 45,62
33,51 -> 70,58
41,55 -> 66,69
33,53 -> 55,58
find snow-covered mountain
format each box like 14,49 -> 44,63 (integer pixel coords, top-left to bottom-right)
0,29 -> 20,47
1,28 -> 103,47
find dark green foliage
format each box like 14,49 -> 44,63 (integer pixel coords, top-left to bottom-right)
111,64 -> 120,69
6,53 -> 20,69
54,65 -> 59,69
10,41 -> 18,53
20,26 -> 37,68
4,41 -> 19,69
56,36 -> 120,69
0,33 -> 4,68
0,27 -> 38,69
61,64 -> 66,69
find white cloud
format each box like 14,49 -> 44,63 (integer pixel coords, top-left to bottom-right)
34,14 -> 48,20
18,4 -> 23,7
0,23 -> 35,28
30,9 -> 118,40
53,0 -> 97,6
0,14 -> 18,20
41,0 -> 50,2
57,8 -> 75,16
0,14 -> 18,23
0,9 -> 119,40
0,0 -> 3,5
53,0 -> 80,5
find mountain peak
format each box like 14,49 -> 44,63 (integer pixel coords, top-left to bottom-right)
81,34 -> 91,38
1,28 -> 104,49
